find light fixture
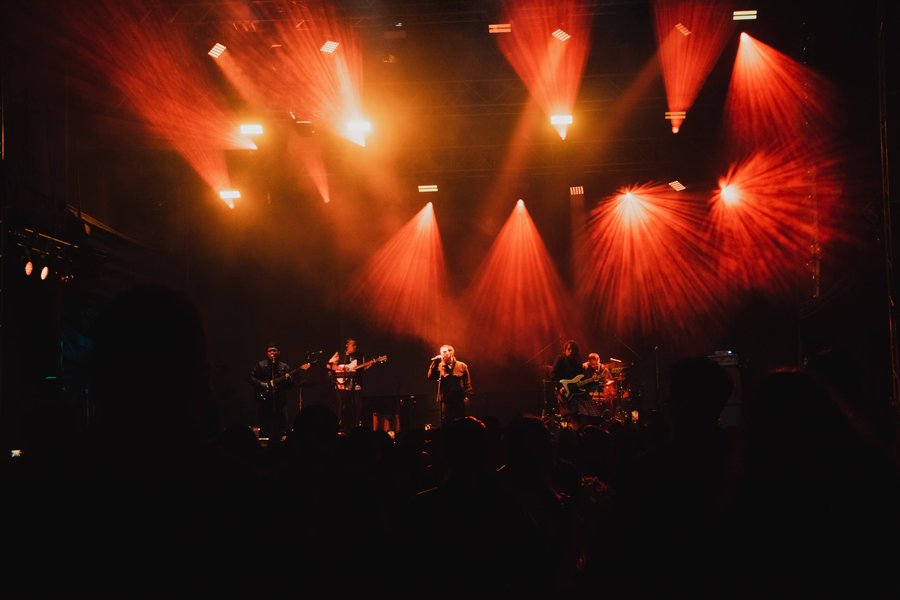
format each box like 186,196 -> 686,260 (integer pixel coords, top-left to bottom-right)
669,180 -> 686,191
551,28 -> 571,42
665,111 -> 687,133
208,43 -> 226,58
489,23 -> 512,34
550,115 -> 573,140
733,10 -> 758,21
218,190 -> 240,209
239,124 -> 263,135
320,40 -> 339,53
569,186 -> 584,196
418,185 -> 438,193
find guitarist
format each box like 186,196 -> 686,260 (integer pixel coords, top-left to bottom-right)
249,342 -> 301,442
550,340 -> 583,418
327,338 -> 371,431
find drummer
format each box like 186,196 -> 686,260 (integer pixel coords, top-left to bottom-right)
571,352 -> 610,429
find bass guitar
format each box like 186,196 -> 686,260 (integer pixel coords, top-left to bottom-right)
558,371 -> 604,400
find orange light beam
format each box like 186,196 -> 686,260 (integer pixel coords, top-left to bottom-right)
61,1 -> 249,193
498,0 -> 592,138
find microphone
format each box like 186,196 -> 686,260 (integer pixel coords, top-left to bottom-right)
430,355 -> 442,361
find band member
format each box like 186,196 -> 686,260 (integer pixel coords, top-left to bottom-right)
248,342 -> 295,441
427,344 -> 473,427
550,340 -> 583,417
573,352 -> 609,429
327,338 -> 371,431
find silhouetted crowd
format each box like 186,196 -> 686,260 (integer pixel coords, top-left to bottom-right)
4,285 -> 899,595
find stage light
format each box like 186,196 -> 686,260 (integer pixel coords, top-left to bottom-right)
733,10 -> 758,21
550,114 -> 573,139
40,266 -> 49,281
669,180 -> 686,191
239,124 -> 263,135
665,110 -> 686,133
570,186 -> 584,196
218,190 -> 240,208
24,260 -> 33,276
552,28 -> 571,42
346,119 -> 372,146
208,43 -> 226,58
489,23 -> 512,34
418,185 -> 438,193
320,40 -> 339,53
720,184 -> 740,205
675,23 -> 691,36
347,120 -> 371,133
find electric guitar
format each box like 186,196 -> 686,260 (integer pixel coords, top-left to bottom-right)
558,371 -> 604,401
256,351 -> 323,401
330,355 -> 388,385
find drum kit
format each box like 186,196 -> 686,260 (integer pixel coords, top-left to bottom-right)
541,362 -> 636,432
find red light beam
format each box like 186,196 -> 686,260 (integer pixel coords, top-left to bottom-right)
653,0 -> 734,133
349,204 -> 452,343
465,200 -> 578,362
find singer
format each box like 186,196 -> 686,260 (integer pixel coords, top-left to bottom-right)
426,344 -> 473,427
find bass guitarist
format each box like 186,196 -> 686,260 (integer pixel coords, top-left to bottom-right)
550,340 -> 583,418
249,342 -> 312,442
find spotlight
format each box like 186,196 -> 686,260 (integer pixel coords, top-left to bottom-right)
669,180 -> 686,191
665,111 -> 686,134
569,186 -> 584,196
40,265 -> 49,281
239,124 -> 263,135
24,260 -> 33,277
418,185 -> 438,193
550,114 -> 573,140
489,23 -> 512,34
733,10 -> 758,21
346,119 -> 372,146
219,190 -> 240,209
551,28 -> 571,42
208,43 -> 226,58
720,184 -> 741,205
347,120 -> 372,133
320,40 -> 339,53
675,23 -> 692,36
